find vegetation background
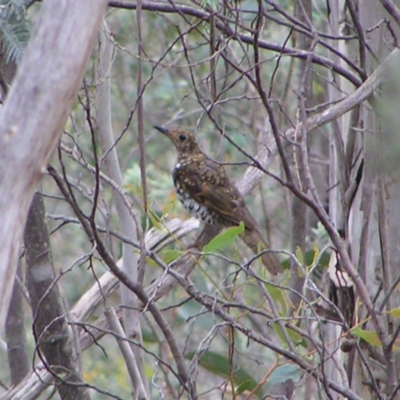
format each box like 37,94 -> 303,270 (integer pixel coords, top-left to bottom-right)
0,0 -> 400,399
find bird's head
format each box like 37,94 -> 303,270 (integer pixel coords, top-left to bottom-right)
154,126 -> 199,154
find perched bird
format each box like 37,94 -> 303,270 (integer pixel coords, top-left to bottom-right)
155,126 -> 281,275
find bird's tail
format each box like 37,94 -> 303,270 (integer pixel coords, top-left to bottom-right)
240,228 -> 282,275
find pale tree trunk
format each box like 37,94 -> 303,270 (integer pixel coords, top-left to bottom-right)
95,26 -> 149,398
2,51 -> 29,387
0,0 -> 108,329
347,1 -> 381,396
289,0 -> 312,308
324,0 -> 354,396
3,3 -> 93,394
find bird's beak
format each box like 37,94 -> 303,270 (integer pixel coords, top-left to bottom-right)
154,126 -> 169,135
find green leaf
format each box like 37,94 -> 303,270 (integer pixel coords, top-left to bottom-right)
147,209 -> 163,230
265,283 -> 287,314
351,328 -> 381,347
281,249 -> 330,270
267,364 -> 302,386
142,329 -> 158,343
202,222 -> 245,253
286,327 -> 305,347
146,248 -> 183,269
271,322 -> 285,343
123,182 -> 139,195
185,350 -> 262,397
295,246 -> 304,266
161,249 -> 183,264
310,245 -> 320,266
271,322 -> 305,347
388,307 -> 400,318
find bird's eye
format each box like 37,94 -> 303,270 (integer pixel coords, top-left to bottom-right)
178,134 -> 187,142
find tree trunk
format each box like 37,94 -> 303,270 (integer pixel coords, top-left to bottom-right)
25,192 -> 91,400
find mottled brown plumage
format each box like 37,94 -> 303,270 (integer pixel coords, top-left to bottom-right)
155,126 -> 281,275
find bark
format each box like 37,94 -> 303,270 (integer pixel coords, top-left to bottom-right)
2,42 -> 30,387
25,192 -> 90,400
289,0 -> 313,309
0,0 -> 108,329
5,260 -> 29,385
322,1 -> 353,396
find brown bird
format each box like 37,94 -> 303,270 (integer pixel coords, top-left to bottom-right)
155,126 -> 281,275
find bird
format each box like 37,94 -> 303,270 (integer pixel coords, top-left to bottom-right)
155,126 -> 281,275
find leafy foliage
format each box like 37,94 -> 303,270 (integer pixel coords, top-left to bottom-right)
185,350 -> 264,397
0,0 -> 30,64
202,222 -> 245,253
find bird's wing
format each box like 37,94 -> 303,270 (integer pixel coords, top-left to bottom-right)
179,159 -> 258,229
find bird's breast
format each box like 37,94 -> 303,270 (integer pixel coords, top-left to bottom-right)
173,163 -> 215,224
